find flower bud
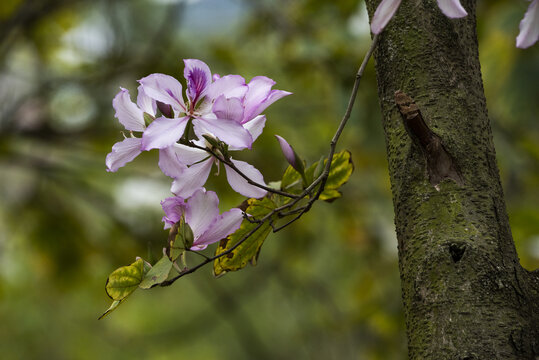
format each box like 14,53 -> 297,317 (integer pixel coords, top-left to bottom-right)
156,101 -> 173,118
275,135 -> 305,175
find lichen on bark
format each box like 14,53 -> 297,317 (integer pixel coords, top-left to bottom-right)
364,0 -> 539,358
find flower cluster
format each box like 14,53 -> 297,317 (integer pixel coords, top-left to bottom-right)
370,0 -> 538,49
106,59 -> 291,250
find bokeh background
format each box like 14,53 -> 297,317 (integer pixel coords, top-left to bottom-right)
0,0 -> 537,359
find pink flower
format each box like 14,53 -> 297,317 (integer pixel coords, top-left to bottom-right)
140,60 -> 254,151
161,188 -> 243,251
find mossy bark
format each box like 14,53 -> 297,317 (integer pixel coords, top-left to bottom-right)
364,0 -> 539,358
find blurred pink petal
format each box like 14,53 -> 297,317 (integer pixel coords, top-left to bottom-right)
517,0 -> 539,48
437,0 -> 467,18
370,0 -> 401,34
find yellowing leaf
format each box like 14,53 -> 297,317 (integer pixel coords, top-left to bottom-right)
280,150 -> 353,202
280,165 -> 303,192
105,258 -> 145,301
213,197 -> 276,276
312,150 -> 354,202
100,258 -> 148,319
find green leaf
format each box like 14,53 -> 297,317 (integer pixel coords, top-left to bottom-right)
143,112 -> 155,126
310,155 -> 326,184
280,150 -> 353,202
318,150 -> 354,202
100,258 -> 147,319
166,218 -> 193,261
281,165 -> 303,192
213,197 -> 276,276
105,258 -> 145,301
139,255 -> 173,289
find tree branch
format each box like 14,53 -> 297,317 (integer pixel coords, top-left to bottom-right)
160,34 -> 379,286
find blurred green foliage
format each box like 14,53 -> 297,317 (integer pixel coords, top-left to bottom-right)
0,0 -> 537,359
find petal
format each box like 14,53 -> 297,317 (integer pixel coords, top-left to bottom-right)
516,0 -> 539,49
105,137 -> 142,172
141,116 -> 189,151
138,73 -> 186,112
212,95 -> 244,123
243,115 -> 266,143
184,59 -> 212,105
158,146 -> 187,178
437,0 -> 467,18
185,188 -> 220,238
136,85 -> 157,116
275,135 -> 297,169
161,196 -> 186,229
194,116 -> 253,149
206,74 -> 248,102
112,88 -> 145,132
227,115 -> 266,151
194,208 -> 243,249
245,89 -> 291,123
243,76 -> 291,122
370,0 -> 402,34
168,142 -> 209,165
224,159 -> 267,198
170,158 -> 214,198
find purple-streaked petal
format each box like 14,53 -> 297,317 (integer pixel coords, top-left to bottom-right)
194,116 -> 253,149
517,0 -> 539,48
275,135 -> 297,169
141,116 -> 189,151
370,0 -> 401,34
161,196 -> 186,229
136,85 -> 157,116
158,146 -> 187,178
106,137 -> 142,172
185,188 -> 219,238
243,76 -> 291,122
437,0 -> 467,18
170,158 -> 214,198
112,88 -> 145,132
184,59 -> 212,105
212,95 -> 244,123
224,159 -> 267,198
206,75 -> 248,102
138,73 -> 186,112
194,208 -> 243,249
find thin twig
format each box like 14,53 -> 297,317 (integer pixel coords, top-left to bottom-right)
188,143 -> 300,199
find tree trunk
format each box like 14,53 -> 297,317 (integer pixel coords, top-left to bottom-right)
363,0 -> 539,358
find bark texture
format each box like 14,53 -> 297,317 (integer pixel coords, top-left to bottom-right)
364,0 -> 539,359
